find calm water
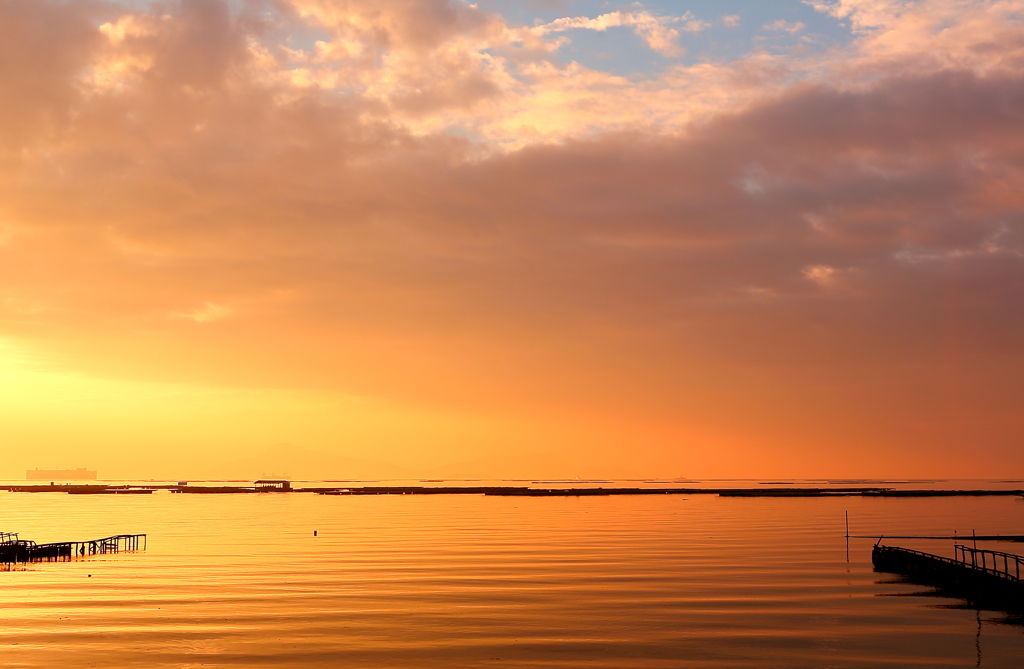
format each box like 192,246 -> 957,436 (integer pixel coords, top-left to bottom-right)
2,489 -> 1023,667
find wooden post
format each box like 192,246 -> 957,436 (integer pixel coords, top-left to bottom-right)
845,511 -> 850,563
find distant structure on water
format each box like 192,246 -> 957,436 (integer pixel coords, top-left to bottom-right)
255,479 -> 291,491
26,468 -> 97,481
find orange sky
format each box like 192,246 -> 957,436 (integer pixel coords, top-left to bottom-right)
1,0 -> 1022,480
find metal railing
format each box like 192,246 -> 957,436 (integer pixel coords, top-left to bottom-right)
955,545 -> 1023,582
875,544 -> 960,566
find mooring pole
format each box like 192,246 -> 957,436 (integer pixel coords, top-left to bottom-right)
845,511 -> 850,563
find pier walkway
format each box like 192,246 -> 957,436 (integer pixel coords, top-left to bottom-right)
873,543 -> 1023,611
0,533 -> 146,563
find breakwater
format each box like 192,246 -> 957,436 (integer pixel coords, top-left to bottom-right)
0,484 -> 153,494
4,483 -> 1024,497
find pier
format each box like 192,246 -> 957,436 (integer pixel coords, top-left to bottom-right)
0,533 -> 146,563
872,543 -> 1024,612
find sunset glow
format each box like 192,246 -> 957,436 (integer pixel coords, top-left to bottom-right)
2,0 -> 1022,479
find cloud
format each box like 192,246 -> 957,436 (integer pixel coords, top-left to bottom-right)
803,265 -> 837,284
763,19 -> 806,33
1,0 -> 1023,470
172,302 -> 233,323
530,10 -> 707,57
806,0 -> 1024,72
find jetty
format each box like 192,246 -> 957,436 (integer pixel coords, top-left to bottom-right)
0,532 -> 146,563
872,543 -> 1024,612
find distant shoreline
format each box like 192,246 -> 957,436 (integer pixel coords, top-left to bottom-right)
2,483 -> 1022,498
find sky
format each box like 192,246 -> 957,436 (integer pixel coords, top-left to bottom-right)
1,0 -> 1022,480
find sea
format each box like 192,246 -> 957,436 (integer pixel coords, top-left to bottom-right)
1,479 -> 1023,667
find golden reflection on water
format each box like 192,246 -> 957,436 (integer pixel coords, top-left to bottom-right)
1,491 -> 1023,667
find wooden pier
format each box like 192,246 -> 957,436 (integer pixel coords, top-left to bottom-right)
0,533 -> 146,563
872,544 -> 1024,612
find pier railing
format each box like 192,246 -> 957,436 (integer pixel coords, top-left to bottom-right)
955,545 -> 1023,582
874,545 -> 961,567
